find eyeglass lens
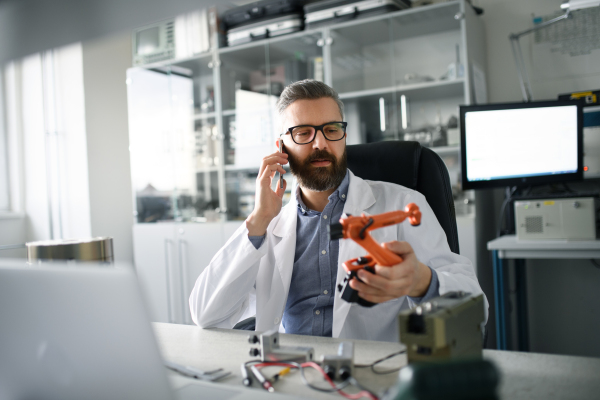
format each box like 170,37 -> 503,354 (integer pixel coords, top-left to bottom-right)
291,123 -> 345,144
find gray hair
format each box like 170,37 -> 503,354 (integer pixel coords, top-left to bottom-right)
276,79 -> 344,119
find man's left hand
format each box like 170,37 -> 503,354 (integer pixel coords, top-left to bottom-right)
347,241 -> 432,304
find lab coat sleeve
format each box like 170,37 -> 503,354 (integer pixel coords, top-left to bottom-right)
189,223 -> 268,329
403,191 -> 489,324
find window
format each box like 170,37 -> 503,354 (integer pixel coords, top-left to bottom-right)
0,67 -> 10,211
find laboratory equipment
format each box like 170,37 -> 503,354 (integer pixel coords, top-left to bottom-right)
304,0 -> 411,28
398,291 -> 485,362
514,196 -> 598,240
248,328 -> 314,363
320,342 -> 354,381
26,237 -> 114,263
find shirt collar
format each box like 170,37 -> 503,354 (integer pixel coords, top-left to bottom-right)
296,170 -> 350,214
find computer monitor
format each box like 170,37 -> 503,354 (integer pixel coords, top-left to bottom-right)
460,100 -> 583,190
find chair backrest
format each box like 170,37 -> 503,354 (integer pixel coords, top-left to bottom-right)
346,141 -> 459,254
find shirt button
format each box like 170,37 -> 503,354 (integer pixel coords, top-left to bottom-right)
323,215 -> 327,219
315,310 -> 321,315
274,317 -> 279,324
323,290 -> 328,295
321,250 -> 326,255
341,194 -> 346,198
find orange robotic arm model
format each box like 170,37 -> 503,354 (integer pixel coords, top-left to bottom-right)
328,203 -> 422,307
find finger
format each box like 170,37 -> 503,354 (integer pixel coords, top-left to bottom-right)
262,153 -> 289,166
259,164 -> 286,184
357,268 -> 412,292
258,154 -> 289,178
382,241 -> 414,256
373,261 -> 413,280
348,276 -> 385,296
355,268 -> 391,291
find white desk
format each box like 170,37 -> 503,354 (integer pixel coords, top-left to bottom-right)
488,235 -> 600,259
487,235 -> 600,350
154,323 -> 600,400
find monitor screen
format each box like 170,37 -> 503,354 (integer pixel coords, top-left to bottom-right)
460,100 -> 583,190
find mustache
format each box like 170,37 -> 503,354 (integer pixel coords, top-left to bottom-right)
306,149 -> 336,163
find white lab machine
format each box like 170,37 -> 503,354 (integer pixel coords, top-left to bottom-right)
514,197 -> 598,240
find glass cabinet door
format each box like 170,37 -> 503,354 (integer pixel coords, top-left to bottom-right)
329,18 -> 398,144
127,54 -> 214,223
389,3 -> 463,147
218,33 -> 323,221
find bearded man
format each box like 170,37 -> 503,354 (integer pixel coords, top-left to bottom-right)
189,79 -> 488,341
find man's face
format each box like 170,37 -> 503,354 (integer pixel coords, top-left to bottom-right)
280,98 -> 347,192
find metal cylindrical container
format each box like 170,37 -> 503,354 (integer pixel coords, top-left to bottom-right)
26,237 -> 114,263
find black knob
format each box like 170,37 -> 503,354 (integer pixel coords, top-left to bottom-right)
248,335 -> 259,344
249,348 -> 261,357
323,365 -> 334,380
357,257 -> 370,265
337,284 -> 343,292
339,367 -> 351,381
328,223 -> 344,240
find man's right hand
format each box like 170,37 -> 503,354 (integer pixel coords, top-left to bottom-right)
246,151 -> 288,236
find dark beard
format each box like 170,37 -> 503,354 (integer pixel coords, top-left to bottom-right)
287,147 -> 347,192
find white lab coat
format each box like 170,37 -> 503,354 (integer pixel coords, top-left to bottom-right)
190,170 -> 488,342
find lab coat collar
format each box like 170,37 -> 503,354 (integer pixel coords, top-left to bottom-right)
343,169 -> 376,215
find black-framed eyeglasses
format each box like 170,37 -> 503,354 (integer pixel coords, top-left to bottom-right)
280,121 -> 347,145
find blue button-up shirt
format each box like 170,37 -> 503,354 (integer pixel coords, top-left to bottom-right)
249,170 -> 439,336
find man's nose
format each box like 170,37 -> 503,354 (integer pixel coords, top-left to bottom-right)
312,129 -> 328,149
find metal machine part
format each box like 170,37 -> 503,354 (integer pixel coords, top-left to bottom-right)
164,360 -> 230,381
248,328 -> 314,363
321,342 -> 354,381
398,292 -> 485,363
26,237 -> 114,263
514,197 -> 598,240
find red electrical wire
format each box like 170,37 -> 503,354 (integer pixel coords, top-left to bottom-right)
252,361 -> 378,400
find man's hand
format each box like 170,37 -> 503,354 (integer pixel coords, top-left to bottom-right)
347,241 -> 432,303
246,151 -> 288,236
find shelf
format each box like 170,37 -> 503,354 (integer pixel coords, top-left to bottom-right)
193,111 -> 216,120
338,79 -> 464,102
140,51 -> 213,71
132,1 -> 462,70
430,145 -> 459,156
196,166 -> 219,173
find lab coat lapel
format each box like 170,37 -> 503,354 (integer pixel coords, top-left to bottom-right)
332,171 -> 376,338
270,194 -> 298,300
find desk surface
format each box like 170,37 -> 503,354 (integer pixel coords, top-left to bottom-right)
487,235 -> 600,259
153,323 -> 600,400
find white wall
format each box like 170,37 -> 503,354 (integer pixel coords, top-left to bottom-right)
477,0 -> 600,356
478,0 -> 600,103
81,33 -> 134,263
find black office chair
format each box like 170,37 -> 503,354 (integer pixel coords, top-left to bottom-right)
232,140 -> 460,331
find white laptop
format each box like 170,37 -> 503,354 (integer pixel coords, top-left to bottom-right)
0,260 -> 303,400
